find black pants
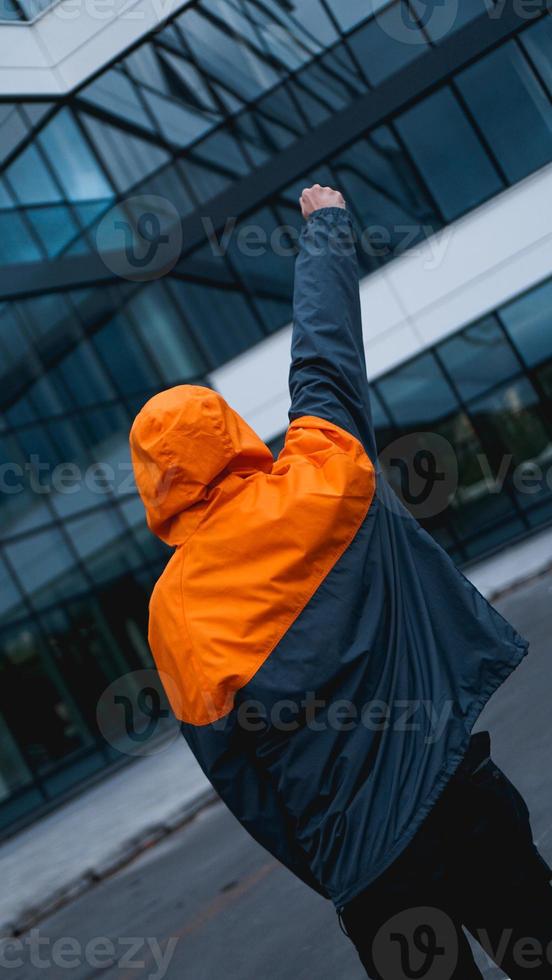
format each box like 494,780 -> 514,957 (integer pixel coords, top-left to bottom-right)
341,734 -> 552,979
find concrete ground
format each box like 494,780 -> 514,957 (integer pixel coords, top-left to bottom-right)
0,735 -> 211,935
2,567 -> 551,979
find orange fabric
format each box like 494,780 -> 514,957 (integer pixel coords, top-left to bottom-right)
130,386 -> 376,725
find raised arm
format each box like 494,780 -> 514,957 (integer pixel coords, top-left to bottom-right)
288,185 -> 376,460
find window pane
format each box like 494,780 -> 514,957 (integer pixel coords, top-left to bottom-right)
82,114 -> 170,194
324,0 -> 390,32
127,283 -> 205,383
93,315 -> 161,394
0,177 -> 13,208
0,555 -> 25,625
0,106 -> 28,164
395,87 -> 503,221
332,128 -> 438,268
183,6 -> 279,100
169,277 -> 262,365
521,15 -> 552,98
39,109 -> 114,202
5,527 -> 77,599
81,69 -> 157,130
0,622 -> 87,776
142,89 -> 216,147
247,0 -> 338,50
456,41 -> 552,184
349,2 -> 428,86
57,342 -> 116,407
377,352 -> 459,426
7,144 -> 62,205
0,212 -> 42,263
470,377 -> 552,512
27,206 -> 80,258
0,0 -> 24,21
500,278 -> 552,368
410,0 -> 487,41
438,317 -> 521,402
438,411 -> 520,545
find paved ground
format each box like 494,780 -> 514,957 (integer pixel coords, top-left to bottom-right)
0,736 -> 210,934
2,568 -> 552,979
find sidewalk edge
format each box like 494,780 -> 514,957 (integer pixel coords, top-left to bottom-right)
0,787 -> 217,938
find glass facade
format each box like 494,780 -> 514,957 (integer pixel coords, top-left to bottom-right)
1,1 -> 552,833
372,282 -> 552,562
0,0 -> 56,22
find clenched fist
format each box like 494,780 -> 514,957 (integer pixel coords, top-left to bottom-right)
299,184 -> 346,220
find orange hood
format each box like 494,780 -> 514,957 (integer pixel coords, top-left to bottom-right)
129,385 -> 273,546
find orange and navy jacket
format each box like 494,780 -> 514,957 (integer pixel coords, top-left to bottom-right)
130,207 -> 529,907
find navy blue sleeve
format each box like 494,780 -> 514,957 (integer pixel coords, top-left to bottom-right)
289,207 -> 376,459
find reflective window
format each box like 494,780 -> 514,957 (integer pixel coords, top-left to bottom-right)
0,623 -> 87,779
4,526 -> 77,601
438,410 -> 519,546
500,279 -> 552,368
349,3 -> 428,86
332,128 -> 438,269
7,144 -> 62,205
14,0 -> 54,17
183,6 -> 279,101
93,315 -> 162,394
377,352 -> 459,426
438,317 -> 520,402
126,283 -> 206,384
521,15 -> 552,98
56,343 -> 116,407
324,0 -> 391,32
0,212 -> 42,264
0,555 -> 25,625
81,114 -> 170,194
395,87 -> 503,221
410,0 -> 487,40
168,276 -> 263,364
81,69 -> 159,131
39,109 -> 114,203
0,177 -> 13,208
470,377 -> 552,513
27,206 -> 80,258
142,89 -> 216,146
0,107 -> 28,164
456,41 -> 552,184
0,0 -> 24,21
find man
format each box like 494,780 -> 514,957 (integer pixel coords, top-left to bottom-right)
130,186 -> 551,978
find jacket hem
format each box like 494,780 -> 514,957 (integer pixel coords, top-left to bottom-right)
330,636 -> 530,910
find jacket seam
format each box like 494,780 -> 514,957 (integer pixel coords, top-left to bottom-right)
183,418 -> 377,726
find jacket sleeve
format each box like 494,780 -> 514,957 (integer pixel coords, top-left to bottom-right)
289,206 -> 377,460
181,723 -> 329,899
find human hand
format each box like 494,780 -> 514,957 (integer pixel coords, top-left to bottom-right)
299,184 -> 346,220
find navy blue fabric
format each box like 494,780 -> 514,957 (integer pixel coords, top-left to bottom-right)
180,207 -> 529,908
289,207 -> 377,460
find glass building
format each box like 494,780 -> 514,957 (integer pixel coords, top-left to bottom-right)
1,0 -> 551,834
